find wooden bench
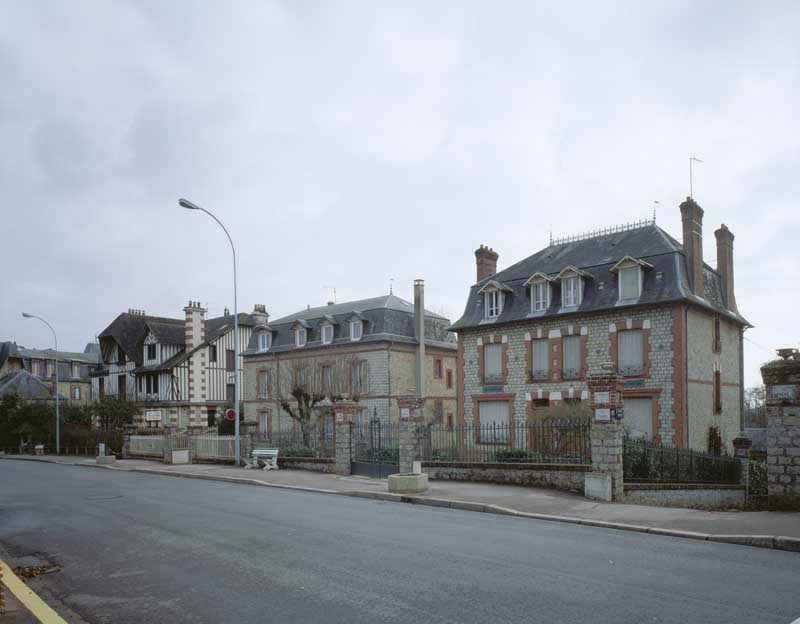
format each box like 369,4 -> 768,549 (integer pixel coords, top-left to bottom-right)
249,447 -> 279,471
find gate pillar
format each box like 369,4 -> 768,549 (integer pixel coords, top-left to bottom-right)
334,400 -> 358,476
397,396 -> 425,474
586,370 -> 625,501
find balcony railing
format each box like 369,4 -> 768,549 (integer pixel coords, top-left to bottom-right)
619,365 -> 644,377
562,368 -> 581,380
484,373 -> 504,384
531,370 -> 548,381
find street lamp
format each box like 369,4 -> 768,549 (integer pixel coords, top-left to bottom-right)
179,198 -> 241,466
22,312 -> 60,454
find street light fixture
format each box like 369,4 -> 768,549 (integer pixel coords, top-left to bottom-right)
179,198 -> 241,465
22,312 -> 60,454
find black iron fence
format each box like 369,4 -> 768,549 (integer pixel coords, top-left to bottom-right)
255,426 -> 335,459
420,419 -> 591,465
623,437 -> 742,484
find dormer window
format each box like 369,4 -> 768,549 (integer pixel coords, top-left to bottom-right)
610,256 -> 652,303
486,290 -> 500,318
562,277 -> 579,307
258,332 -> 272,351
322,324 -> 334,345
146,344 -> 157,360
524,273 -> 552,313
350,321 -> 362,341
295,328 -> 306,348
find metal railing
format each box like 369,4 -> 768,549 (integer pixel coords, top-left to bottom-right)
420,419 -> 591,464
128,435 -> 164,458
255,427 -> 335,459
623,437 -> 742,484
191,435 -> 237,460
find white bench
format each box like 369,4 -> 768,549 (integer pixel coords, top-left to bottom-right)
249,448 -> 279,471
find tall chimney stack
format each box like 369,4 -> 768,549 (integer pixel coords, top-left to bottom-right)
475,245 -> 499,283
183,301 -> 206,350
251,304 -> 269,325
714,224 -> 736,310
414,279 -> 426,398
679,197 -> 704,295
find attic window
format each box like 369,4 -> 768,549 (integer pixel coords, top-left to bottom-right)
350,320 -> 363,341
531,282 -> 549,312
258,332 -> 272,351
322,324 -> 334,345
485,290 -> 501,318
295,329 -> 306,348
562,277 -> 580,307
619,266 -> 641,300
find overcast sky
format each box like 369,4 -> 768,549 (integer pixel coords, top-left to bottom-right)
1,1 -> 798,386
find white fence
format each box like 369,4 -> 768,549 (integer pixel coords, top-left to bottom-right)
128,435 -> 164,457
191,435 -> 237,461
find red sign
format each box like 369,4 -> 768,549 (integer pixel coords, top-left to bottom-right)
225,408 -> 237,421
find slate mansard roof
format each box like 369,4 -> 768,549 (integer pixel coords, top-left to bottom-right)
243,294 -> 456,356
450,223 -> 749,332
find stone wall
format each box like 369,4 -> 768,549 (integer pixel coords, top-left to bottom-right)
624,484 -> 745,510
278,457 -> 335,473
421,462 -> 588,493
460,305 -> 676,443
762,350 -> 800,507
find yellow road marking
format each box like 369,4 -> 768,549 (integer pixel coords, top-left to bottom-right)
0,560 -> 67,623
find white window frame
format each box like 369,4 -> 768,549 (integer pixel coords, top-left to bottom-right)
258,332 -> 271,351
295,328 -> 306,348
618,266 -> 642,301
485,290 -> 501,319
350,320 -> 363,341
72,361 -> 80,378
322,324 -> 334,345
562,276 -> 581,307
531,281 -> 549,312
258,370 -> 270,399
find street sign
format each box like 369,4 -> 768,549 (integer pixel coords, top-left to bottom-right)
225,408 -> 236,421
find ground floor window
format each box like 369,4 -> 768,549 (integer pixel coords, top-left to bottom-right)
624,397 -> 653,440
477,400 -> 509,443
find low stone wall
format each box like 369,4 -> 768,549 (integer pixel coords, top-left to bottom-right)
278,457 -> 336,473
624,483 -> 746,510
421,461 -> 589,494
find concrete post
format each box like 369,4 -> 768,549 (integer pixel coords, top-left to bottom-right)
334,401 -> 358,476
397,396 -> 425,474
761,348 -> 800,509
587,371 -> 625,501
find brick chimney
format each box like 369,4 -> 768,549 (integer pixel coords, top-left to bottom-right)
252,304 -> 269,325
679,197 -> 704,295
183,300 -> 206,349
414,279 -> 426,398
475,244 -> 499,283
714,224 -> 736,310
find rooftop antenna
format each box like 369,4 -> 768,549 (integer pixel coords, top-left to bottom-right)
689,156 -> 703,199
323,285 -> 337,304
389,277 -> 394,295
652,200 -> 659,223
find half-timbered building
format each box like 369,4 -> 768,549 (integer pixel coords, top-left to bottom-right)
91,303 -> 264,428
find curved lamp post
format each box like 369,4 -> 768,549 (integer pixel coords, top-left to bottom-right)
179,198 -> 240,466
22,312 -> 60,454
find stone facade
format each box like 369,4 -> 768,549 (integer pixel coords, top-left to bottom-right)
421,462 -> 587,493
623,484 -> 745,510
762,350 -> 800,506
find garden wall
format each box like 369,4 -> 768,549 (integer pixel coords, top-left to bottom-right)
278,457 -> 336,473
421,461 -> 588,494
623,483 -> 745,510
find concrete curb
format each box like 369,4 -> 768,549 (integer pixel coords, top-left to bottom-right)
4,456 -> 800,554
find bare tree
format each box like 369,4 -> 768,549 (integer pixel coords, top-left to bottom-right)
744,385 -> 766,428
278,357 -> 365,444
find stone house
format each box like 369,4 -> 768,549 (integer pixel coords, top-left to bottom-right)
241,281 -> 457,435
449,198 -> 749,453
0,341 -> 99,404
90,304 -> 262,428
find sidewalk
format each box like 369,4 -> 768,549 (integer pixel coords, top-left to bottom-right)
4,455 -> 800,545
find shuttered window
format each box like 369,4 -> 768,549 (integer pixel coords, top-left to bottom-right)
619,330 -> 644,376
484,343 -> 503,383
619,267 -> 640,300
532,340 -> 549,379
258,370 -> 269,399
351,362 -> 369,396
478,401 -> 510,443
624,398 -> 653,440
562,336 -> 581,379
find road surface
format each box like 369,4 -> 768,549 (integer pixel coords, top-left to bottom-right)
1,460 -> 798,624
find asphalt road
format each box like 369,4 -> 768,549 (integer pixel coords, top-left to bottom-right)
1,461 -> 798,624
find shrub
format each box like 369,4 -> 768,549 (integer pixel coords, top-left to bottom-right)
282,447 -> 316,458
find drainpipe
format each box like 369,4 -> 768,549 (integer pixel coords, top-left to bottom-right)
414,279 -> 425,398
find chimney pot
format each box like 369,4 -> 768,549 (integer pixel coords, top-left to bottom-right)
327,301 -> 334,306
474,244 -> 499,283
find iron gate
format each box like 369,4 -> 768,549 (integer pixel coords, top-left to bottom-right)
351,416 -> 399,479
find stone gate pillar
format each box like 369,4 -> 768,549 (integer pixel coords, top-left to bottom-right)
761,348 -> 800,508
397,396 -> 425,474
586,370 -> 625,501
334,400 -> 358,476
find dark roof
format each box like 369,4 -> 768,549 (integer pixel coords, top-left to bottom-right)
0,370 -> 66,400
450,223 -> 749,332
143,320 -> 185,345
98,313 -> 182,361
17,346 -> 100,365
243,294 -> 455,356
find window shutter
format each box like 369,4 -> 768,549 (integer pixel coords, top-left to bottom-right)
484,344 -> 502,382
533,340 -> 549,376
562,336 -> 581,375
624,398 -> 653,439
620,267 -> 639,300
360,362 -> 369,394
618,330 -> 644,375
